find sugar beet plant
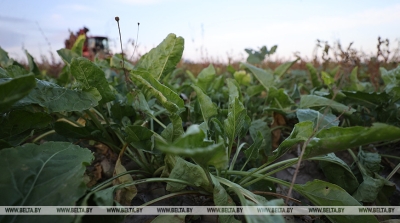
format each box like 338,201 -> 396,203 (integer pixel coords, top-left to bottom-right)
1,32 -> 400,223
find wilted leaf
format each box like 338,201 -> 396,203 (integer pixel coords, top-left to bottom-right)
352,174 -> 386,203
358,149 -> 382,174
271,112 -> 286,149
113,147 -> 137,206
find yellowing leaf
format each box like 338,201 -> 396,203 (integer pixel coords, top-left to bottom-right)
113,146 -> 137,206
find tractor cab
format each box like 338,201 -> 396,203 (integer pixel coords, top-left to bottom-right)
65,27 -> 111,60
85,36 -> 111,59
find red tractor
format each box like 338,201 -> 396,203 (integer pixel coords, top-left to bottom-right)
64,27 -> 111,60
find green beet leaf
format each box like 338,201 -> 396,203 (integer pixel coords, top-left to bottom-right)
0,46 -> 13,67
321,71 -> 335,86
293,179 -> 379,223
150,215 -> 186,223
25,50 -> 41,78
54,121 -> 93,139
224,97 -> 250,156
244,131 -> 264,161
0,110 -> 52,141
131,75 -> 184,140
0,75 -> 36,112
212,176 -> 241,223
156,125 -> 228,170
249,119 -> 272,156
312,153 -> 359,193
0,67 -> 9,78
306,63 -> 321,88
227,78 -> 242,103
216,176 -> 284,223
300,95 -> 356,115
342,91 -> 390,107
109,55 -> 135,71
304,123 -> 400,158
130,69 -> 184,113
267,87 -> 294,111
196,64 -> 216,93
57,48 -> 80,65
234,70 -> 252,86
72,34 -> 86,56
5,65 -> 30,78
296,108 -> 339,130
269,121 -> 313,163
135,33 -> 184,80
70,57 -> 115,104
380,65 -> 400,93
274,58 -> 299,78
241,63 -> 274,90
166,156 -> 213,192
192,85 -> 218,130
14,80 -> 100,113
125,125 -> 154,151
0,142 -> 93,223
345,66 -> 365,91
246,85 -> 265,97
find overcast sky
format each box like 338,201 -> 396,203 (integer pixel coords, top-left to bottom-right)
1,0 -> 399,63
